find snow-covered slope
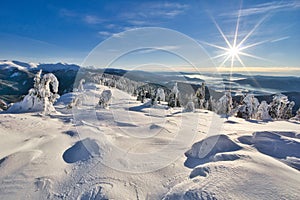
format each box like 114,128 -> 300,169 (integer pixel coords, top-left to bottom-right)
0,84 -> 299,199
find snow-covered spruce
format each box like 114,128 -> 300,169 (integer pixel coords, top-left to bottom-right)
194,82 -> 206,109
291,108 -> 300,121
7,70 -> 60,114
237,94 -> 259,119
268,94 -> 295,119
98,90 -> 112,108
256,101 -> 271,120
184,101 -> 195,112
0,99 -> 8,111
168,82 -> 180,107
216,91 -> 232,116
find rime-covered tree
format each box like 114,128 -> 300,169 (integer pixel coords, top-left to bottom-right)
216,91 -> 232,116
194,82 -> 206,109
283,101 -> 295,119
184,101 -> 195,112
292,108 -> 300,121
98,90 -> 112,108
256,101 -> 271,120
168,83 -> 180,107
8,70 -> 60,113
78,79 -> 85,92
207,96 -> 214,111
156,88 -> 165,103
0,99 -> 7,111
237,94 -> 259,119
269,94 -> 289,119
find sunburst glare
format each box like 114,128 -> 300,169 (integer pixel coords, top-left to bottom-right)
202,7 -> 271,72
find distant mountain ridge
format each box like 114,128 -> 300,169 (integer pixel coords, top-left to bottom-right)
0,60 -> 299,112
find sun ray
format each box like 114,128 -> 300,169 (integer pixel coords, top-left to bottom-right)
238,51 -> 271,62
233,6 -> 242,48
200,41 -> 229,51
237,15 -> 269,49
239,39 -> 270,51
211,17 -> 233,49
235,54 -> 246,68
219,54 -> 231,67
212,52 -> 230,59
202,4 -> 271,82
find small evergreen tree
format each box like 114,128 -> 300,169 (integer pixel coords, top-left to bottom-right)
98,90 -> 112,108
256,101 -> 271,120
168,83 -> 180,107
269,94 -> 289,119
291,108 -> 300,121
216,91 -> 232,116
237,94 -> 259,119
194,82 -> 206,109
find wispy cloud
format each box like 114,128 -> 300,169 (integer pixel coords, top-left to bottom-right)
84,15 -> 105,24
121,2 -> 189,20
59,9 -> 105,25
221,1 -> 300,17
134,45 -> 180,54
98,31 -> 112,37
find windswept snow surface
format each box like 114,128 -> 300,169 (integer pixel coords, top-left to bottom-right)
0,84 -> 300,199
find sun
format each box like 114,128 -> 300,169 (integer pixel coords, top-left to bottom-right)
201,8 -> 269,70
228,46 -> 240,58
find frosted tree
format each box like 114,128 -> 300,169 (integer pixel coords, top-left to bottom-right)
207,96 -> 215,111
184,94 -> 195,112
283,101 -> 294,119
269,94 -> 289,119
156,88 -> 165,103
291,108 -> 300,121
0,99 -> 7,111
8,70 -> 60,113
184,101 -> 195,112
194,82 -> 206,109
216,91 -> 232,116
98,90 -> 112,108
78,79 -> 85,92
168,83 -> 180,107
256,101 -> 271,120
237,94 -> 259,119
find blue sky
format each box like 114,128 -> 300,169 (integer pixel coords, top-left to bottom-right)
0,0 -> 299,73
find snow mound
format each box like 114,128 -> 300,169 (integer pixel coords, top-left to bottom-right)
185,134 -> 242,159
184,135 -> 242,168
238,131 -> 300,170
62,138 -> 100,163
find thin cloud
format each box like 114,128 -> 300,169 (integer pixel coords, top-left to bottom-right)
98,31 -> 112,37
121,2 -> 189,20
135,45 -> 180,54
221,1 -> 300,17
84,15 -> 105,24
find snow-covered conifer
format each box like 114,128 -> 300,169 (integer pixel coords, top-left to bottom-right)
168,83 -> 180,107
195,82 -> 206,109
98,90 -> 112,108
8,71 -> 60,114
257,101 -> 271,120
237,94 -> 259,119
78,79 -> 85,92
269,94 -> 289,119
216,91 -> 232,116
